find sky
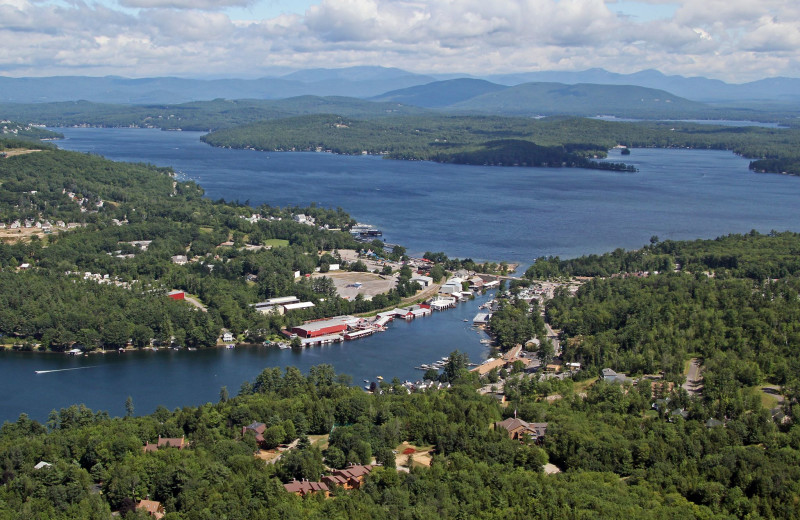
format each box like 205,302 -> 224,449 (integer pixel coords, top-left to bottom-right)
0,0 -> 798,82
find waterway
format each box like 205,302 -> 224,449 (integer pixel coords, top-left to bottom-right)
1,127 -> 800,423
0,292 -> 494,422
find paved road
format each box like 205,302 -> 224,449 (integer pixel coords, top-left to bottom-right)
683,358 -> 703,396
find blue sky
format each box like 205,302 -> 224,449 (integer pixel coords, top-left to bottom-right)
0,0 -> 797,81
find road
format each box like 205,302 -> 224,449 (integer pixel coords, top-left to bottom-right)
682,358 -> 703,396
184,295 -> 207,312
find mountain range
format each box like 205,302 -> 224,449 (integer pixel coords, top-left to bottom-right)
1,67 -> 799,107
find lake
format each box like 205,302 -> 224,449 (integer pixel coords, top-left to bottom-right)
1,127 -> 799,423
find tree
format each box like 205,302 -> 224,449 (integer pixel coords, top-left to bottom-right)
537,338 -> 555,367
124,396 -> 134,418
441,350 -> 470,382
219,386 -> 229,402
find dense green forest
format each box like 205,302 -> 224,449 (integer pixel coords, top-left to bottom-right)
201,115 -> 800,174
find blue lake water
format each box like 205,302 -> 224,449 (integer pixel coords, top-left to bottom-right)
1,127 -> 799,423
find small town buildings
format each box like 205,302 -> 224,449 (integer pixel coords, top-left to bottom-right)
143,436 -> 188,453
136,499 -> 165,519
495,418 -> 548,443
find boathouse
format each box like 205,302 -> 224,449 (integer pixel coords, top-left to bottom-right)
291,318 -> 349,338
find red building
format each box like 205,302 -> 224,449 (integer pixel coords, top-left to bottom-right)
167,290 -> 185,300
291,318 -> 348,338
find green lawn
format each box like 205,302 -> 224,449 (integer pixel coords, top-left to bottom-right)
263,239 -> 289,248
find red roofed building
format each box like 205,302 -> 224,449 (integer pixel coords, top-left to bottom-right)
291,318 -> 348,338
136,499 -> 165,519
167,290 -> 185,300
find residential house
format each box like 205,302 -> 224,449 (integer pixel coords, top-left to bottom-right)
602,368 -> 633,384
143,436 -> 188,453
136,500 -> 165,519
284,479 -> 330,497
242,421 -> 268,448
495,417 -> 548,443
322,464 -> 378,490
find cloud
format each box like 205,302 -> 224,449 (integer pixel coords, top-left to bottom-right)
0,0 -> 798,81
119,0 -> 254,10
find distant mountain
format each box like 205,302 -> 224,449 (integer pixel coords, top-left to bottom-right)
485,68 -> 800,103
369,78 -> 508,108
0,67 -> 437,104
444,82 -> 708,118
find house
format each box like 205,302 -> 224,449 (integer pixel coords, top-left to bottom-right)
322,464 -> 378,490
602,368 -> 632,384
495,417 -> 548,443
143,436 -> 188,453
242,421 -> 268,448
171,255 -> 188,265
222,332 -> 235,343
284,479 -> 330,497
34,461 -> 52,470
167,290 -> 185,300
136,500 -> 165,519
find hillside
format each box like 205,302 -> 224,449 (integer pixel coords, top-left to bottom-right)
447,82 -> 710,118
370,78 -> 508,108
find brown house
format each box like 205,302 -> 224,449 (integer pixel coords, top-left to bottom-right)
136,499 -> 165,519
283,479 -> 331,497
142,436 -> 187,453
242,421 -> 268,448
322,464 -> 377,490
495,418 -> 548,443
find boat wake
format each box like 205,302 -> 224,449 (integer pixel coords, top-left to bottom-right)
35,366 -> 97,375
